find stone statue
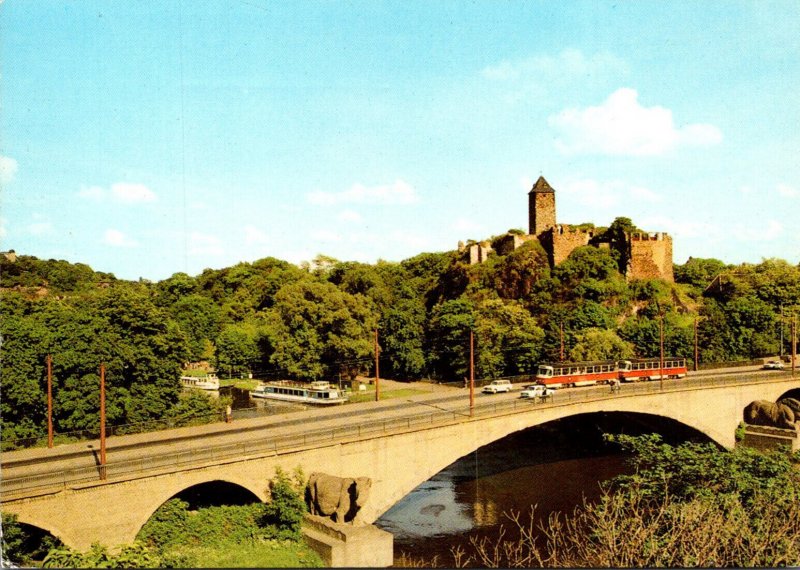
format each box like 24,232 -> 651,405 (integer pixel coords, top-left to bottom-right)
744,400 -> 796,430
305,472 -> 372,524
778,397 -> 800,417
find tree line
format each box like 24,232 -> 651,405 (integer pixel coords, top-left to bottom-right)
2,218 -> 799,444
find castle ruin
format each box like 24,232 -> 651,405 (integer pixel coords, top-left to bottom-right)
460,176 -> 674,282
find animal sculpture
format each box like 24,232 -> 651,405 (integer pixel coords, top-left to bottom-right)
743,400 -> 796,430
305,472 -> 372,524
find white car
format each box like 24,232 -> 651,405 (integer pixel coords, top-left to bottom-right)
763,360 -> 786,370
520,384 -> 555,399
482,379 -> 513,394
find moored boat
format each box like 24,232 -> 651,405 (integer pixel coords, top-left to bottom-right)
250,380 -> 348,405
180,374 -> 220,391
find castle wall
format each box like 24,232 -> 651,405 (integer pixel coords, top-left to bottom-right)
468,242 -> 494,264
629,233 -> 674,282
550,225 -> 594,265
493,234 -> 536,256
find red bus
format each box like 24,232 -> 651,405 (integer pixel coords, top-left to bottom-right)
535,360 -> 619,388
617,357 -> 687,382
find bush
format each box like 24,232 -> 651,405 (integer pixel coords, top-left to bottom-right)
259,467 -> 308,540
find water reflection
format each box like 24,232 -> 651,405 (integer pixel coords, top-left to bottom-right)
378,452 -> 632,566
375,411 -> 712,567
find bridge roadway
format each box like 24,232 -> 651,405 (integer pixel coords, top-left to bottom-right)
2,366 -> 794,499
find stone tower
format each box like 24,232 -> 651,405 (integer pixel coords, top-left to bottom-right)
528,176 -> 556,236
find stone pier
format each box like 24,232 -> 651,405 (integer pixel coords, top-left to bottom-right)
302,515 -> 394,567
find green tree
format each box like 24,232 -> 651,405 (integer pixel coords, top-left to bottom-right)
569,328 -> 634,361
266,280 -> 377,380
427,298 -> 475,380
473,298 -> 544,378
216,323 -> 261,378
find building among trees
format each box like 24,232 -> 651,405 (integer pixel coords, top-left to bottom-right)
460,176 -> 674,282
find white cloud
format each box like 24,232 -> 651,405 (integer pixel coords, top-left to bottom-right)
482,49 -> 628,82
28,222 -> 54,236
0,155 -> 18,186
111,182 -> 157,203
308,180 -> 420,206
777,183 -> 799,198
103,229 -> 138,248
243,225 -> 270,245
451,218 -> 485,233
78,182 -> 157,204
188,232 -> 224,256
388,230 -> 430,250
549,88 -> 723,156
338,210 -> 363,223
740,220 -> 784,242
629,185 -> 662,203
639,215 -> 721,239
312,230 -> 343,243
560,178 -> 621,210
0,217 -> 8,239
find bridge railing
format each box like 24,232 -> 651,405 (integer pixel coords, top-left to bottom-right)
1,371 -> 793,496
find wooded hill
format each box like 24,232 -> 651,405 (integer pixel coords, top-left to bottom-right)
2,226 -> 799,444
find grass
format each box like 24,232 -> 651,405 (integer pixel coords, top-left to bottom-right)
219,378 -> 260,390
165,539 -> 324,568
346,387 -> 426,403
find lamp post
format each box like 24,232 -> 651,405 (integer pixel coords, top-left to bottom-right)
99,363 -> 107,481
469,330 -> 475,417
792,314 -> 797,378
47,355 -> 53,449
659,313 -> 665,391
374,329 -> 380,402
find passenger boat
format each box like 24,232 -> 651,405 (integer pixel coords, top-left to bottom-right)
180,374 -> 220,391
250,380 -> 348,405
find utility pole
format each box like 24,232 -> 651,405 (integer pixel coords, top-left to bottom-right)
47,355 -> 53,449
659,313 -> 665,391
792,314 -> 797,378
374,329 -> 380,402
559,321 -> 565,362
780,304 -> 784,357
100,363 -> 107,481
469,330 -> 475,417
693,317 -> 699,372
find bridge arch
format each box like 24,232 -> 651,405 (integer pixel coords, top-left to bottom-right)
6,514 -> 67,554
127,476 -> 269,545
362,386 -> 779,523
778,387 -> 800,402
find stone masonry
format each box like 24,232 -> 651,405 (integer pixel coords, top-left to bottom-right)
463,176 -> 674,282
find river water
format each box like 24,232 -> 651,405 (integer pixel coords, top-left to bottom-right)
375,413 -> 708,567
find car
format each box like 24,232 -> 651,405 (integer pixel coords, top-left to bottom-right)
519,384 -> 555,399
482,379 -> 513,394
763,360 -> 786,370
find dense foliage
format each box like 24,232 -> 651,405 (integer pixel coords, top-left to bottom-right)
2,226 -> 799,446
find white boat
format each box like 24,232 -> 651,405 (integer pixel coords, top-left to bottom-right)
180,374 -> 220,391
250,380 -> 348,405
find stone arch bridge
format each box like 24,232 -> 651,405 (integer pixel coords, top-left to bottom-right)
1,373 -> 797,551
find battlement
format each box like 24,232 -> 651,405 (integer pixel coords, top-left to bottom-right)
555,225 -> 598,238
630,232 -> 670,241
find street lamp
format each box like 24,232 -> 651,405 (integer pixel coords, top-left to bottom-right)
659,312 -> 665,391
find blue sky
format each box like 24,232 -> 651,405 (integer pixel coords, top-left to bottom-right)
2,1 -> 798,281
